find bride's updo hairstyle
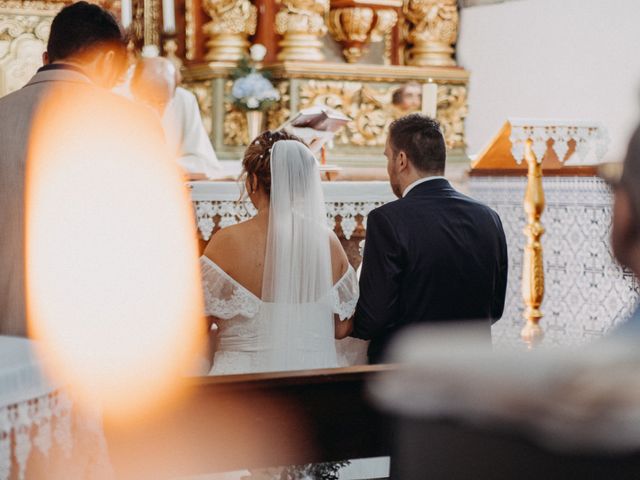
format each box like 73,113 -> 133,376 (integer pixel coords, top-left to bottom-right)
241,130 -> 305,196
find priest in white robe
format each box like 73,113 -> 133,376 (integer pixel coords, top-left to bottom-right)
129,57 -> 222,179
162,85 -> 222,179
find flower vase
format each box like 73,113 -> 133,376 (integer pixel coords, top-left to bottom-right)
245,110 -> 264,144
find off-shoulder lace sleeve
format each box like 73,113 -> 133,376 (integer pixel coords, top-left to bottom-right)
200,257 -> 260,319
332,265 -> 359,321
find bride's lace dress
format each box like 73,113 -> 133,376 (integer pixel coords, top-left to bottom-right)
201,256 -> 359,375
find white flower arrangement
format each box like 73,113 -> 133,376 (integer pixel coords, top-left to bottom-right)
230,44 -> 280,112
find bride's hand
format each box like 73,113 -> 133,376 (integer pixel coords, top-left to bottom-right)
334,315 -> 353,339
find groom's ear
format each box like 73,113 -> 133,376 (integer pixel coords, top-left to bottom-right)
397,150 -> 409,172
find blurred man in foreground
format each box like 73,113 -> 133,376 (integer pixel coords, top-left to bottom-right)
0,1 -> 164,336
611,124 -> 640,334
131,57 -> 222,179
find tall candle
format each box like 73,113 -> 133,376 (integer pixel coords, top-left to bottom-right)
162,0 -> 176,34
121,0 -> 132,29
422,81 -> 438,119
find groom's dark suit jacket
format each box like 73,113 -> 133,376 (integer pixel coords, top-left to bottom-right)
352,178 -> 508,363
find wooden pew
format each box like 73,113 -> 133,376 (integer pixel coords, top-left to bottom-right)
106,365 -> 394,479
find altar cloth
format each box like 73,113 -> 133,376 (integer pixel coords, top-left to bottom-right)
0,336 -> 112,480
189,180 -> 396,241
0,336 -> 56,408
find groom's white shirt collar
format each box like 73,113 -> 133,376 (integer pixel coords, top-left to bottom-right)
402,176 -> 446,197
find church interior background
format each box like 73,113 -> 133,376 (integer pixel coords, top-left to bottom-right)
2,0 -> 639,349
4,0 -> 640,478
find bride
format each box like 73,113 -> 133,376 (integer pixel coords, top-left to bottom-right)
200,130 -> 359,375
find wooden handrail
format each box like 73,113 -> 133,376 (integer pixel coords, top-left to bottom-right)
188,363 -> 397,388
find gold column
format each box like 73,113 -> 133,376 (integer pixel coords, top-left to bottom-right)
202,0 -> 257,63
521,139 -> 545,349
402,0 -> 458,67
276,0 -> 329,62
185,0 -> 196,60
143,0 -> 161,52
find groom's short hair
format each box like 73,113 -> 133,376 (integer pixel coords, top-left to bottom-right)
389,114 -> 446,174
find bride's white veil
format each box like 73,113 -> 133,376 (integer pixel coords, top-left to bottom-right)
261,140 -> 336,370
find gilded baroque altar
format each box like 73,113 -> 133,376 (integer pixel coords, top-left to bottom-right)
185,61 -> 469,165
178,0 -> 469,166
0,0 -> 469,165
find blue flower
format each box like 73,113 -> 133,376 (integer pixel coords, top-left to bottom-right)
231,73 -> 277,100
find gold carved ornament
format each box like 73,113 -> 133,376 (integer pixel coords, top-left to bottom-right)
184,0 -> 195,60
371,8 -> 398,65
327,4 -> 398,64
402,0 -> 458,67
299,80 -> 398,147
221,78 -> 467,151
222,81 -> 290,147
436,84 -> 467,150
184,80 -> 213,135
0,2 -> 62,96
224,82 -> 248,146
202,0 -> 257,63
266,81 -> 291,131
275,0 -> 329,62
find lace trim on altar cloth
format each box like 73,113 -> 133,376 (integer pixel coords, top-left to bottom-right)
0,391 -> 113,480
0,391 -> 67,480
331,265 -> 359,321
507,119 -> 609,165
194,199 -> 388,241
200,256 -> 261,320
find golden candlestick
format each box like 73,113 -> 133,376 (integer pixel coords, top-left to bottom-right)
520,139 -> 545,349
472,120 -> 609,350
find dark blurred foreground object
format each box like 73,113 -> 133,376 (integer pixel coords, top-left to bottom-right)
371,324 -> 640,479
606,122 -> 640,336
105,365 -> 394,479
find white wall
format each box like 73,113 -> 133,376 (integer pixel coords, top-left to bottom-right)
458,0 -> 640,161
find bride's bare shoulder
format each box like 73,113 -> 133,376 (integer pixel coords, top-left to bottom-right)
329,230 -> 349,281
203,219 -> 259,263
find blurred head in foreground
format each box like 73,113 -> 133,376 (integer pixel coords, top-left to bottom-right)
392,82 -> 422,112
612,124 -> 640,278
131,56 -> 177,116
44,1 -> 128,89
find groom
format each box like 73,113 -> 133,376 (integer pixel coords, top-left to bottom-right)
351,114 -> 508,363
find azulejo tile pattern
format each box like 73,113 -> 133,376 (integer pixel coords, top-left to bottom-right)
469,176 -> 639,349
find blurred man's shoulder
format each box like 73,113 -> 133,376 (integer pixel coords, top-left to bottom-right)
93,88 -> 164,131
